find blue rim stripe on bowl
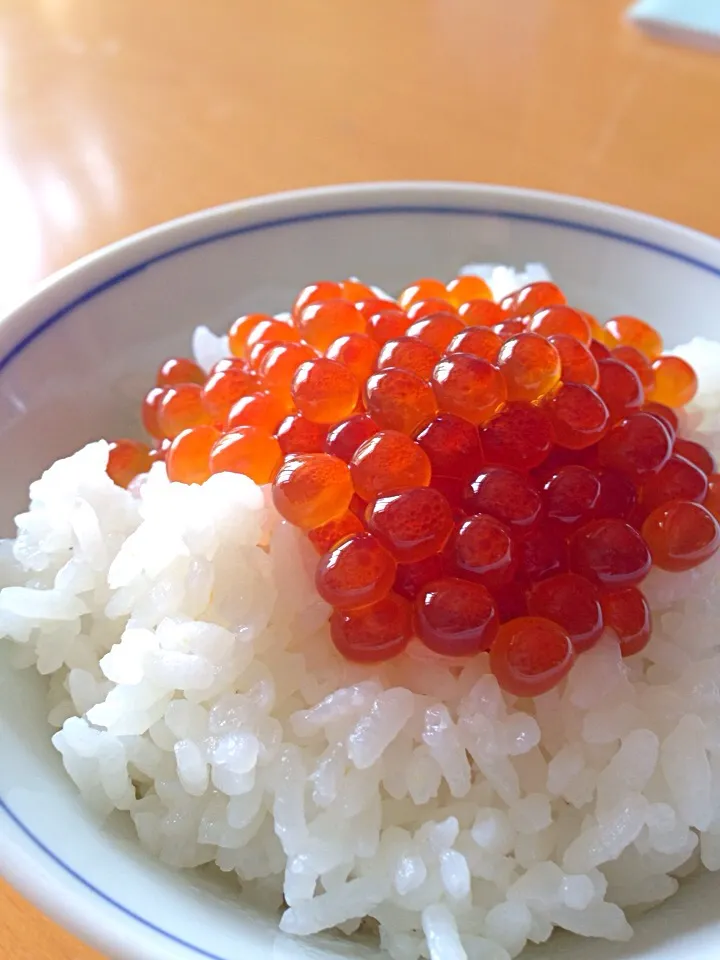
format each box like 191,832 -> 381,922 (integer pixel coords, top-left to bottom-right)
2,201 -> 720,958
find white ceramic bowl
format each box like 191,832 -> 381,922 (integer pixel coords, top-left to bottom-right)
3,182 -> 720,960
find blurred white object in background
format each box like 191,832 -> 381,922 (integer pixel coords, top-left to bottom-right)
628,0 -> 720,52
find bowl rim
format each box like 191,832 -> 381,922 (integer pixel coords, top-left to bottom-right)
3,179 -> 720,960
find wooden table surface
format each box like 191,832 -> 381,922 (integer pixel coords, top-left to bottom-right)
2,0 -> 720,956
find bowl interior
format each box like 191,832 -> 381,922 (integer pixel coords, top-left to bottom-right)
2,183 -> 720,960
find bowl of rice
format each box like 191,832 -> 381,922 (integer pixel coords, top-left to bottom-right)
3,181 -> 720,960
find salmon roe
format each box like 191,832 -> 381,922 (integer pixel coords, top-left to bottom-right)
497,333 -> 561,402
272,452 -> 353,529
122,271 -> 710,695
107,439 -> 152,488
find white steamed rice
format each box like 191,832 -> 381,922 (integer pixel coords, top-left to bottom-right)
2,268 -> 720,960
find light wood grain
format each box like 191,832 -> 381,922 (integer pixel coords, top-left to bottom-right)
2,0 -> 720,956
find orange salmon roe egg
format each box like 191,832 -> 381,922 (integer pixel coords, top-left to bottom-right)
446,327 -> 503,363
364,368 -> 438,434
481,402 -> 552,470
581,311 -> 613,346
448,514 -> 517,590
157,357 -> 205,387
489,616 -> 575,697
292,281 -> 344,319
548,334 -> 599,387
406,313 -> 465,353
325,414 -> 379,462
598,412 -> 672,480
569,518 -> 651,588
167,425 -> 221,484
611,346 -> 655,392
494,318 -> 528,342
330,593 -> 412,662
605,315 -> 663,359
308,511 -> 364,555
227,392 -> 287,432
545,381 -> 609,453
415,577 -> 498,656
228,313 -> 272,357
377,337 -> 440,381
107,439 -> 152,488
142,386 -> 166,438
341,278 -> 375,302
291,358 -> 360,424
398,278 -> 449,310
641,500 -> 720,572
639,454 -> 708,515
601,587 -> 652,657
350,430 -> 431,500
648,355 -> 698,408
529,306 -> 591,345
458,298 -> 505,327
414,414 -> 483,480
596,358 -> 644,423
247,340 -> 281,373
674,438 -> 716,475
149,439 -> 170,464
326,333 -> 380,382
245,318 -> 300,357
366,486 -> 454,562
366,307 -> 412,345
258,341 -> 316,405
407,298 -> 459,322
497,333 -> 561,403
465,466 -> 542,534
276,414 -> 327,455
526,573 -> 603,652
209,426 -> 282,484
499,281 -> 566,317
202,365 -> 258,422
272,452 -> 353,529
644,401 -> 679,439
298,300 -> 365,352
432,354 -> 507,425
445,274 -> 492,307
316,532 -> 397,609
158,384 -> 213,438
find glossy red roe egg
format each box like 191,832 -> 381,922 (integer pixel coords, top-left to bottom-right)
596,358 -> 644,423
406,313 -> 465,353
366,307 -> 412,346
597,412 -> 672,479
545,383 -> 610,450
548,334 -> 599,387
465,467 -> 542,534
446,327 -> 503,363
366,487 -> 454,562
594,469 -> 637,520
526,573 -> 603,652
431,354 -> 508,425
481,402 -> 553,471
496,333 -> 561,402
376,337 -> 440,381
640,455 -> 708,514
448,514 -> 517,589
308,512 -> 364,555
612,346 -> 656,392
276,414 -> 328,455
364,368 -> 438,434
674,438 -> 716,476
529,305 -> 591,344
544,465 -> 601,527
414,414 -> 484,480
157,357 -> 205,387
316,532 -> 397,609
643,401 -> 679,440
324,414 -> 380,463
601,587 -> 652,657
414,578 -> 498,656
393,554 -> 445,601
499,281 -> 566,317
569,519 -> 652,588
641,500 -> 720,572
489,617 -> 575,697
517,521 -> 568,582
350,430 -> 431,500
330,593 -> 412,663
325,333 -> 380,382
457,298 -> 506,327
406,297 -> 457,322
589,339 -> 612,361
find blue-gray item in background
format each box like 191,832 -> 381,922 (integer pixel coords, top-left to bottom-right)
628,0 -> 720,51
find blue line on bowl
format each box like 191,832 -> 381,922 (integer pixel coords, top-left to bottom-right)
1,201 -> 719,958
